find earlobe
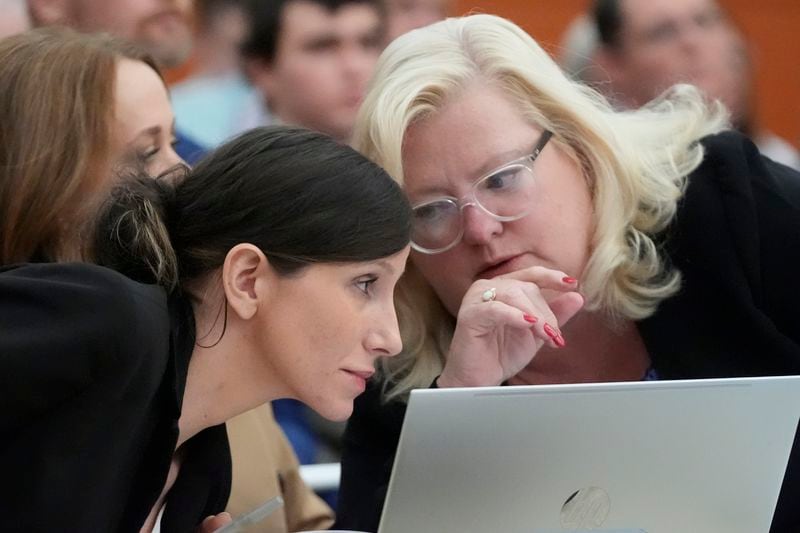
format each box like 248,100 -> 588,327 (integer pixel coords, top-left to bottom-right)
221,244 -> 270,321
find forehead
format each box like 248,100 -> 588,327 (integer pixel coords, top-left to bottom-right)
620,0 -> 719,29
71,0 -> 153,18
280,0 -> 381,40
387,0 -> 446,11
113,59 -> 172,124
402,84 -> 539,196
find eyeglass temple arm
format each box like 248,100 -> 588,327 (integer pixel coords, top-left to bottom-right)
531,130 -> 553,160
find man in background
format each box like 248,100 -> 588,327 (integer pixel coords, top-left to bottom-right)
589,0 -> 800,169
241,0 -> 385,143
27,0 -> 206,162
383,0 -> 448,45
170,0 -> 270,149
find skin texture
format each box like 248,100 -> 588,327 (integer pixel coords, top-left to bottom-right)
179,245 -> 410,444
401,82 -> 587,387
29,0 -> 193,67
112,58 -> 182,177
146,247 -> 409,531
597,0 -> 746,117
0,0 -> 30,39
248,0 -> 383,142
384,0 -> 447,44
251,250 -> 408,420
403,83 -> 593,317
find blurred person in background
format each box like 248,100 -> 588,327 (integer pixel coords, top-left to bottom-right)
0,0 -> 30,38
558,13 -> 608,91
27,0 -> 193,67
590,0 -> 800,169
171,0 -> 271,148
27,0 -> 206,163
241,0 -> 385,144
383,0 -> 448,44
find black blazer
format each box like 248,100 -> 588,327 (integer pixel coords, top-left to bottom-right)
0,263 -> 231,532
334,132 -> 800,532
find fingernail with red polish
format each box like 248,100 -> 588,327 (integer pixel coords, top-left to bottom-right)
562,276 -> 577,284
543,323 -> 558,339
554,334 -> 566,347
523,314 -> 538,323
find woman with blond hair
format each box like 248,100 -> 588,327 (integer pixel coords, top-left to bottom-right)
334,14 -> 800,532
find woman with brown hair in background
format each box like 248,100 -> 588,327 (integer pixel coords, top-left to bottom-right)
0,27 -> 181,264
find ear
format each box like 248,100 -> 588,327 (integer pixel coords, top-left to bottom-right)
244,57 -> 279,106
27,0 -> 70,25
592,46 -> 634,107
221,243 -> 271,321
592,45 -> 626,86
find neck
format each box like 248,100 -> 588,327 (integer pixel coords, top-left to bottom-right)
509,311 -> 650,385
176,301 -> 289,447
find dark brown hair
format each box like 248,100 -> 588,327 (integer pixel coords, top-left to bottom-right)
94,126 -> 411,290
241,0 -> 386,64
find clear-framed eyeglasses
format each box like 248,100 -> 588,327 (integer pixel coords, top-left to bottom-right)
410,130 -> 553,254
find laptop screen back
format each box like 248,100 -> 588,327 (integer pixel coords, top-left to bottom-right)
378,377 -> 800,533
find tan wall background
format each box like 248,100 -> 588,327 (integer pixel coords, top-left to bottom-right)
452,0 -> 800,148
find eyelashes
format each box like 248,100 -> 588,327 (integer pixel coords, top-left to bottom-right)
356,276 -> 378,296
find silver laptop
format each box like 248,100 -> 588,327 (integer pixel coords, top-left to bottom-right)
377,376 -> 800,533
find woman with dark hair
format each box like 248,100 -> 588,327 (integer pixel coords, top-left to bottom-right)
0,28 -> 338,532
1,126 -> 411,532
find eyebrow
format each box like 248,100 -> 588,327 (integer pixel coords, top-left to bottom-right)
374,255 -> 412,277
136,125 -> 162,139
131,119 -> 177,143
408,146 -> 529,199
374,259 -> 397,274
305,33 -> 340,48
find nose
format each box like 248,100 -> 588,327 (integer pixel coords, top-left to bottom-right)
679,20 -> 709,54
159,146 -> 185,174
341,45 -> 376,84
460,204 -> 504,246
365,303 -> 403,359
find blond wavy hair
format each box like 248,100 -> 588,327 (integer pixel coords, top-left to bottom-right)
352,14 -> 729,401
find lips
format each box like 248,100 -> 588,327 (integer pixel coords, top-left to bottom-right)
476,253 -> 526,280
342,368 -> 374,392
344,369 -> 375,381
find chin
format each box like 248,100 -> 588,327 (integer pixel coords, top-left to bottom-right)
310,397 -> 354,422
